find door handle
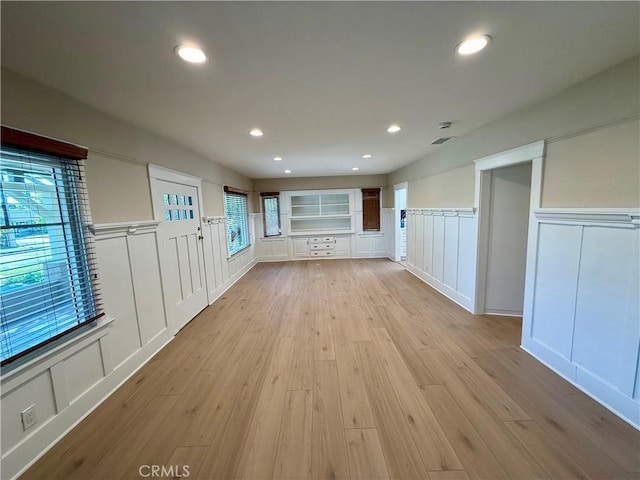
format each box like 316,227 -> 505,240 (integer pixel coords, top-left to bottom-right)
198,235 -> 204,240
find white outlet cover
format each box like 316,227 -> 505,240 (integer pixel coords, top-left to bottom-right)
21,405 -> 37,430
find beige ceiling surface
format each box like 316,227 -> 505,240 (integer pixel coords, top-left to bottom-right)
2,2 -> 639,179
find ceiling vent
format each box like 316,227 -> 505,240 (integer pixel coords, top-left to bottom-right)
430,136 -> 456,145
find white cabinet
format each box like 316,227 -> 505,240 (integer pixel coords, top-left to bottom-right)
309,236 -> 335,257
292,237 -> 310,258
291,235 -> 352,259
335,236 -> 351,257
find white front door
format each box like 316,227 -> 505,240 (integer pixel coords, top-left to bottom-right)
150,168 -> 207,335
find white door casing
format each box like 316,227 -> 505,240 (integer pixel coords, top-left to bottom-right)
473,141 -> 545,318
149,165 -> 207,335
394,182 -> 408,262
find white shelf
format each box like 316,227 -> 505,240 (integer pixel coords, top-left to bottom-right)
289,191 -> 353,233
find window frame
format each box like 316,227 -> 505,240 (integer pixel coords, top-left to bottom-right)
361,188 -> 381,232
260,191 -> 281,237
0,126 -> 103,367
223,186 -> 250,256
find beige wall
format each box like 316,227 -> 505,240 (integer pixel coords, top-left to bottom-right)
201,181 -> 226,217
253,174 -> 391,210
84,152 -> 153,222
253,174 -> 389,193
1,67 -> 252,221
408,164 -> 475,208
391,56 -> 639,208
542,118 -> 639,207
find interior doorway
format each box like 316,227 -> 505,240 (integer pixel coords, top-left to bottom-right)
473,141 -> 544,321
483,163 -> 532,316
394,182 -> 407,263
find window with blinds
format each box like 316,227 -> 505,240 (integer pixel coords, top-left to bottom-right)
362,188 -> 381,231
260,192 -> 281,237
0,134 -> 102,366
223,187 -> 250,255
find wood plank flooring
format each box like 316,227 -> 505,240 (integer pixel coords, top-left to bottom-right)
22,259 -> 640,480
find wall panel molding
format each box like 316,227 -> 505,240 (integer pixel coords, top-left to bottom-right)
406,208 -> 477,312
523,208 -> 640,428
1,220 -> 171,479
89,220 -> 160,238
534,208 -> 640,227
202,216 -> 258,305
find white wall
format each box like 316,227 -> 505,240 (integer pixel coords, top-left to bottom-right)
484,163 -> 532,315
405,208 -> 477,312
522,209 -> 640,427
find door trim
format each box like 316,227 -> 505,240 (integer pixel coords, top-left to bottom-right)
149,164 -> 202,188
473,141 -> 545,318
394,182 -> 408,262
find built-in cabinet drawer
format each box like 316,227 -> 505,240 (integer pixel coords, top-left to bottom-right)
311,250 -> 334,257
310,243 -> 334,250
291,235 -> 351,259
309,236 -> 335,244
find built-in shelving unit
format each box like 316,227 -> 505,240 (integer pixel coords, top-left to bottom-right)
289,192 -> 353,233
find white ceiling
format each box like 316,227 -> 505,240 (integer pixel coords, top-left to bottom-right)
2,2 -> 639,179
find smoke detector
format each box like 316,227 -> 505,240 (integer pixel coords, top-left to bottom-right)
438,122 -> 452,130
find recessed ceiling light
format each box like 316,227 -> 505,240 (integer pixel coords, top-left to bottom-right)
249,128 -> 264,137
284,169 -> 291,174
273,156 -> 283,161
387,124 -> 402,133
456,35 -> 491,55
351,167 -> 359,171
362,154 -> 372,159
175,45 -> 207,63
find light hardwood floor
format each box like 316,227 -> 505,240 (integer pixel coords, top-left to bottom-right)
23,259 -> 640,479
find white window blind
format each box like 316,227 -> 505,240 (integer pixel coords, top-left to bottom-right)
0,145 -> 102,366
223,189 -> 250,255
261,193 -> 280,237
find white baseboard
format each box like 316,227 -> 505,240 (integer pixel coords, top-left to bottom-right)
521,341 -> 640,430
484,309 -> 523,317
208,258 -> 258,305
406,263 -> 473,312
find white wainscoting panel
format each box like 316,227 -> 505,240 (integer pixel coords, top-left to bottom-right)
572,227 -> 639,397
431,214 -> 445,281
422,214 -> 433,274
528,223 -> 582,365
457,216 -> 476,301
406,208 -> 477,312
95,235 -> 145,366
1,221 -> 171,479
254,214 -> 289,262
382,208 -> 395,259
443,215 -> 459,289
126,233 -> 167,346
63,342 -> 105,404
202,215 -> 257,305
522,209 -> 640,428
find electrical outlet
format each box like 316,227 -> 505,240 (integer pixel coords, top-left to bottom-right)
21,405 -> 37,430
